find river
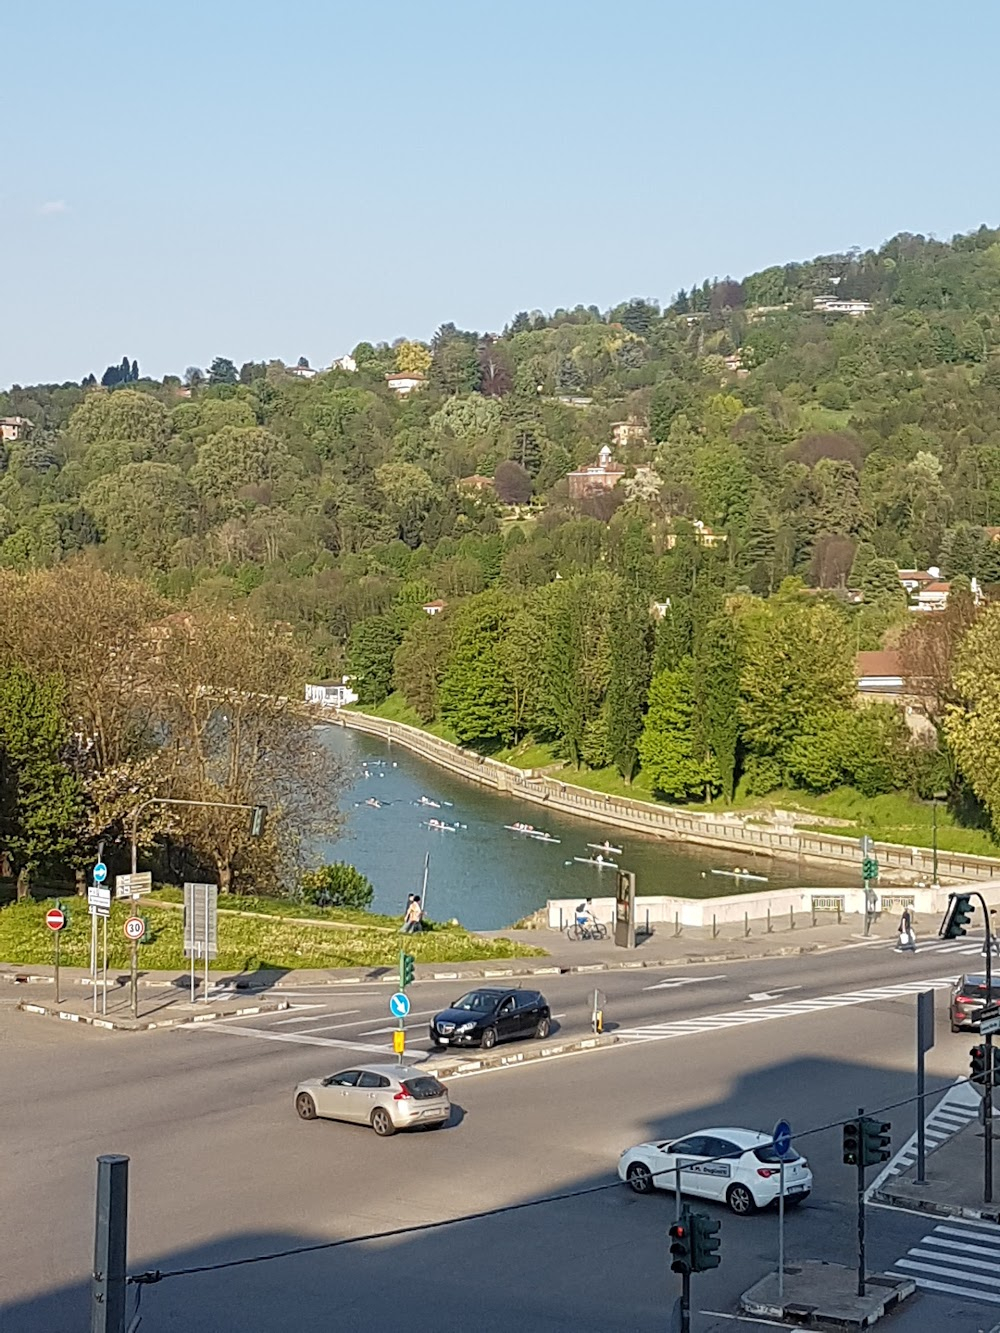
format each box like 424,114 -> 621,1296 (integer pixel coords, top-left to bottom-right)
314,727 -> 855,931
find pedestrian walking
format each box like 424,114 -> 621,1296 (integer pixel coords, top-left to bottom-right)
896,907 -> 917,952
398,894 -> 415,933
403,895 -> 424,934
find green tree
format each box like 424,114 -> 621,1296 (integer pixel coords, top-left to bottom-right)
438,593 -> 515,745
393,613 -> 452,721
695,616 -> 742,802
638,659 -> 718,801
208,357 -> 239,386
606,602 -> 651,782
0,664 -> 82,898
946,604 -> 1000,834
190,427 -> 294,507
83,462 -> 197,566
347,615 -> 404,705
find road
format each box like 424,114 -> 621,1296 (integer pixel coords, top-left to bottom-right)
2,937 -> 999,1332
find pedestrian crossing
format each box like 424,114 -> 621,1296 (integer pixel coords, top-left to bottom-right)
887,1218 -> 1000,1306
866,1079 -> 982,1197
612,976 -> 957,1044
858,935 -> 1000,958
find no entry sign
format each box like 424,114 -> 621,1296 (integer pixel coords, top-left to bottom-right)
45,907 -> 66,931
124,917 -> 146,942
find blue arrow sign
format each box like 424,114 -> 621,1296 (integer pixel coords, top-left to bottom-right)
772,1118 -> 793,1160
92,861 -> 107,884
389,992 -> 411,1019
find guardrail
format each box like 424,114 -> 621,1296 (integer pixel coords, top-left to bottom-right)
332,709 -> 1000,883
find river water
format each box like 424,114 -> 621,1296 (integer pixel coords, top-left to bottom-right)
315,727 -> 854,930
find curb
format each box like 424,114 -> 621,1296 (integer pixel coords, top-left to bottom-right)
423,1032 -> 615,1078
871,1184 -> 1000,1225
16,999 -> 289,1032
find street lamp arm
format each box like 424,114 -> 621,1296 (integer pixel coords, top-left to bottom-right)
129,797 -> 258,874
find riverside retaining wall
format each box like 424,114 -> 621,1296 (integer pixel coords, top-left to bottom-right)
332,709 -> 1000,885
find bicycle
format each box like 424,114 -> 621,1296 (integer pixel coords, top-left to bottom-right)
566,919 -> 608,941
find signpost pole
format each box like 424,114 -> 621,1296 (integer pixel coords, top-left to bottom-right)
131,938 -> 138,1021
916,990 -> 935,1184
191,947 -> 196,1005
90,908 -> 97,1013
857,1105 -> 866,1298
90,1154 -> 128,1333
203,883 -> 210,1001
778,1159 -> 785,1304
55,918 -> 61,1006
101,914 -> 108,1016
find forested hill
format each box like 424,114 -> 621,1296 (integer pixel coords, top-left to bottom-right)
6,223 -> 1000,822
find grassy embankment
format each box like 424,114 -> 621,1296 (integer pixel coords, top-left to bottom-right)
0,891 -> 545,972
361,694 -> 1000,860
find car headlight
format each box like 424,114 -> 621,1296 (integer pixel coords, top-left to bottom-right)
456,1023 -> 475,1033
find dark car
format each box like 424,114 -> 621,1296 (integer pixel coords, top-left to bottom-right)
950,974 -> 1000,1032
430,987 -> 551,1050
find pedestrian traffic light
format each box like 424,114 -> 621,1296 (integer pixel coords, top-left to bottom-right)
843,1119 -> 861,1166
862,856 -> 878,881
941,892 -> 974,939
669,1219 -> 692,1275
861,1118 -> 891,1167
690,1212 -> 721,1272
249,805 -> 267,839
399,951 -> 415,989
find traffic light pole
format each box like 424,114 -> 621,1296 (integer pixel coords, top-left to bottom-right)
856,1105 -> 866,1298
680,1268 -> 690,1333
985,899 -> 994,1205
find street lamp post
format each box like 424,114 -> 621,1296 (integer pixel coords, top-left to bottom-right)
931,791 -> 947,887
129,797 -> 266,875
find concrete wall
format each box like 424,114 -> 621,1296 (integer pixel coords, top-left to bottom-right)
333,710 -> 1000,886
545,882 -> 1000,931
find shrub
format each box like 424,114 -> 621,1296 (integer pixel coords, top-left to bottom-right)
299,863 -> 374,911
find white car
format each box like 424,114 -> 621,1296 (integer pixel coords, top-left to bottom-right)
618,1126 -> 812,1215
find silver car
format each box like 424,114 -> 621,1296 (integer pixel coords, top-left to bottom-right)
294,1064 -> 451,1137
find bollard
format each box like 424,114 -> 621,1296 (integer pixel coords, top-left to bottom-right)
837,905 -> 842,925
644,908 -> 650,937
712,914 -> 718,939
674,912 -> 681,938
767,907 -> 772,934
559,907 -> 564,932
744,911 -> 750,939
811,903 -> 816,928
790,906 -> 795,931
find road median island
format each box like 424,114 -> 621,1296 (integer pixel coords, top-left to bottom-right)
17,995 -> 289,1032
424,1032 -> 616,1078
740,1260 -> 915,1327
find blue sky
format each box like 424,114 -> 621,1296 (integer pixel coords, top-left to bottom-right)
4,0 -> 1000,386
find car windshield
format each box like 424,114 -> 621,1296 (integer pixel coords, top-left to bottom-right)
451,991 -> 499,1012
960,981 -> 1000,999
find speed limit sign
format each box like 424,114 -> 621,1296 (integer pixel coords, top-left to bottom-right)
123,916 -> 146,942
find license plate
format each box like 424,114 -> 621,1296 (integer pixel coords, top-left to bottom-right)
439,1037 -> 449,1044
787,1184 -> 806,1194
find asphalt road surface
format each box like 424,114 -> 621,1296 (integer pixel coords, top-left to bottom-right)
2,937 -> 998,1333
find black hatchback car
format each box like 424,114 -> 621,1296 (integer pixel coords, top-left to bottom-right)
430,987 -> 551,1050
950,974 -> 1000,1032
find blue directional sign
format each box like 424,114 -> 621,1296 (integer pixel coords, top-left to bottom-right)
92,861 -> 108,884
389,991 -> 411,1019
772,1119 -> 793,1160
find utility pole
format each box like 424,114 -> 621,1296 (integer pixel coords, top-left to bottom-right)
91,1154 -> 128,1333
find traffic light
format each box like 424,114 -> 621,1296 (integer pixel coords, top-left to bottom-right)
249,805 -> 267,839
970,1045 -> 997,1087
669,1219 -> 692,1275
399,951 -> 415,989
862,856 -> 879,881
941,892 -> 974,939
843,1119 -> 861,1166
862,1118 -> 891,1166
690,1212 -> 721,1272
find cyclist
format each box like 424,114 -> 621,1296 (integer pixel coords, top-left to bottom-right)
575,898 -> 596,935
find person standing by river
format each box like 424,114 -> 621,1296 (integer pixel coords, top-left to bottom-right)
402,895 -> 424,934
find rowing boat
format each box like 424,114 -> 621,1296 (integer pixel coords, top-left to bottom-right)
587,841 -> 623,855
529,832 -> 561,844
710,868 -> 769,883
424,820 -> 457,832
573,856 -> 619,869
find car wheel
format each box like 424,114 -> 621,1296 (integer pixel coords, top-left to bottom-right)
481,1026 -> 498,1050
371,1107 -> 396,1137
295,1093 -> 317,1121
626,1162 -> 654,1194
727,1184 -> 756,1215
784,1191 -> 810,1207
535,1016 -> 551,1040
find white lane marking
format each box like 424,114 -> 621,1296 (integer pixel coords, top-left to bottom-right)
614,977 -> 957,1043
909,1245 -> 1000,1270
182,1025 -> 387,1054
643,975 -> 727,991
885,1271 -> 1000,1304
272,1009 -> 360,1026
895,1258 -> 1000,1289
866,1079 -> 981,1198
746,987 -> 802,1003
